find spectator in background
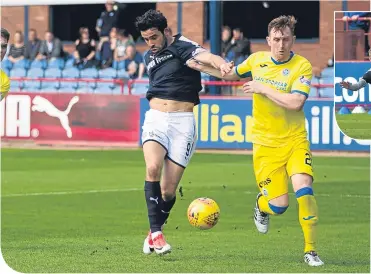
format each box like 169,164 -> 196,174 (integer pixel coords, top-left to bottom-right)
37,31 -> 64,61
327,54 -> 334,67
221,26 -> 232,58
74,27 -> 97,69
96,0 -> 119,49
224,27 -> 251,65
24,29 -> 41,61
342,12 -> 371,56
7,30 -> 25,65
114,29 -> 135,62
99,27 -> 117,69
124,44 -> 145,79
109,27 -> 117,51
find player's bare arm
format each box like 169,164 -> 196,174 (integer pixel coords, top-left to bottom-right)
190,51 -> 233,76
243,80 -> 307,111
187,59 -> 240,81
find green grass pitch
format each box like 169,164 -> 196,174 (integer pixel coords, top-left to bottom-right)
1,149 -> 370,273
336,113 -> 371,140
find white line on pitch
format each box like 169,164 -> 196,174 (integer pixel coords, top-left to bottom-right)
1,188 -> 141,197
1,188 -> 369,199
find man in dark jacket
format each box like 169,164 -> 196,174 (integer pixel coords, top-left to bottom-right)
24,29 -> 41,61
36,31 -> 64,61
225,28 -> 251,65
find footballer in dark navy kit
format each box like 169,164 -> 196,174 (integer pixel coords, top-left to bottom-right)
134,9 -> 233,255
340,49 -> 371,91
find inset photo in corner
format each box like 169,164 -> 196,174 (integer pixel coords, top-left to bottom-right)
334,11 -> 371,140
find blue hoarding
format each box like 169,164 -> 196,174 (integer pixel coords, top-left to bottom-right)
335,61 -> 371,104
139,97 -> 370,151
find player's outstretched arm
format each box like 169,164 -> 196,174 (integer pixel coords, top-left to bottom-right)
340,70 -> 371,91
340,80 -> 366,91
190,51 -> 234,76
243,80 -> 307,111
186,59 -> 240,81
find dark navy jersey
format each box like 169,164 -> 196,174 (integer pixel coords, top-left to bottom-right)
143,34 -> 207,105
362,70 -> 371,84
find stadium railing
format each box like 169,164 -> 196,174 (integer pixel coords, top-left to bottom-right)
340,17 -> 371,31
9,77 -> 334,97
335,17 -> 371,61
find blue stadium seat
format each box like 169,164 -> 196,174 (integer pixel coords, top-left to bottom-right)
80,67 -> 98,78
4,68 -> 10,76
30,60 -> 47,70
48,58 -> 65,70
9,68 -> 27,91
64,58 -> 75,69
60,67 -> 80,92
80,68 -> 98,90
2,59 -> 13,70
113,61 -> 126,70
111,85 -> 124,94
9,67 -> 27,77
95,84 -> 115,94
321,67 -> 334,78
117,69 -> 130,79
99,67 -> 117,79
44,68 -> 62,78
12,59 -> 30,70
318,67 -> 334,98
131,79 -> 149,95
42,68 -> 62,92
62,67 -> 80,78
76,83 -> 95,94
97,68 -> 117,91
24,68 -> 44,91
319,77 -> 334,97
309,77 -> 320,98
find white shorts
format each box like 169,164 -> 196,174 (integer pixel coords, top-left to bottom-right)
141,109 -> 197,168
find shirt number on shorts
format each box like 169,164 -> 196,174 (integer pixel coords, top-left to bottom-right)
185,142 -> 194,159
305,152 -> 312,166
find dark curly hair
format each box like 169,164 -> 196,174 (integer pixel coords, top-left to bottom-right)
135,10 -> 168,33
1,28 -> 10,42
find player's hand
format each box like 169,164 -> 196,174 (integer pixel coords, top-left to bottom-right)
219,61 -> 234,76
340,81 -> 351,89
242,80 -> 265,94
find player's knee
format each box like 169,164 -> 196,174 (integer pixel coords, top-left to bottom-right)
162,191 -> 176,202
292,173 -> 313,191
268,194 -> 289,215
146,164 -> 162,181
268,203 -> 289,215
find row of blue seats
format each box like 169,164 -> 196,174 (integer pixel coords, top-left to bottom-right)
2,57 -> 140,71
3,58 -> 72,71
11,86 -> 333,98
8,67 -> 130,79
9,66 -> 148,94
309,75 -> 333,98
11,80 -> 149,95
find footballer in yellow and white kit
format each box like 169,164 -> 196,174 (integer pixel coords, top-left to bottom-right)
1,69 -> 10,101
188,15 -> 324,267
1,28 -> 11,101
236,50 -> 313,201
